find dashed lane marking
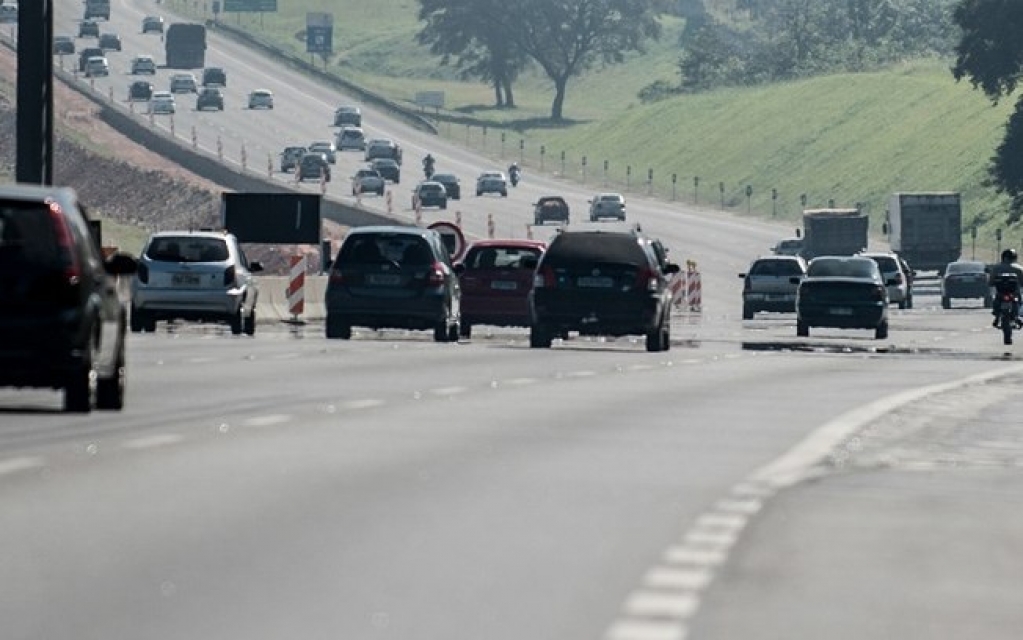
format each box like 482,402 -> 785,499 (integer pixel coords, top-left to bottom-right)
502,377 -> 538,386
240,414 -> 292,428
662,546 -> 728,568
430,386 -> 468,396
643,567 -> 713,591
342,399 -> 385,410
121,434 -> 184,450
624,591 -> 700,619
0,456 -> 44,476
605,619 -> 688,640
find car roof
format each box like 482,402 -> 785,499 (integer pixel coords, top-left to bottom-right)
251,89 -> 272,94
336,105 -> 359,112
432,173 -> 457,180
752,255 -> 804,263
87,55 -> 107,61
467,239 -> 546,251
372,158 -> 398,165
149,230 -> 233,240
345,225 -> 432,239
417,181 -> 444,188
309,140 -> 333,146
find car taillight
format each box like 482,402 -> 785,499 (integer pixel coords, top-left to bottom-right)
872,285 -> 886,301
743,276 -> 751,292
534,266 -> 555,288
635,267 -> 659,292
428,261 -> 446,287
47,201 -> 81,284
223,265 -> 236,287
137,261 -> 149,284
329,269 -> 345,285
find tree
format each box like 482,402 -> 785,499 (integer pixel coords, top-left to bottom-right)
417,0 -> 528,107
498,0 -> 662,121
952,0 -> 1023,217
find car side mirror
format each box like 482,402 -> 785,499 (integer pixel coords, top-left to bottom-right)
520,255 -> 539,270
738,273 -> 747,278
104,252 -> 138,275
249,261 -> 264,273
663,263 -> 681,275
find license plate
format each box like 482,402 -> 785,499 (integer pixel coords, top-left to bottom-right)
172,273 -> 201,286
829,307 -> 853,316
367,273 -> 401,286
491,280 -> 518,291
577,276 -> 613,288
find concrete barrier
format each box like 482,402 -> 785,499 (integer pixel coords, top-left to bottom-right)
257,275 -> 327,323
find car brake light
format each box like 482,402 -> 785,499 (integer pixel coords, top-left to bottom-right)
872,285 -> 886,301
636,267 -> 659,292
47,201 -> 81,284
534,266 -> 555,288
428,261 -> 446,286
137,261 -> 149,284
223,265 -> 236,287
329,269 -> 345,285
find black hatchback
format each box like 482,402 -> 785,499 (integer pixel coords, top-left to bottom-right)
0,185 -> 137,412
528,226 -> 679,351
325,226 -> 461,342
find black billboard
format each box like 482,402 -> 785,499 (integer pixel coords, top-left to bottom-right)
221,193 -> 321,244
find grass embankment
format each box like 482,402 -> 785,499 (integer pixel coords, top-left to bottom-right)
162,1 -> 1019,256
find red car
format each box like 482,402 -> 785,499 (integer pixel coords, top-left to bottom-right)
455,239 -> 546,338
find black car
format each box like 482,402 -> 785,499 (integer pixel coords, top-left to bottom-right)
202,67 -> 227,87
128,80 -> 154,102
53,36 -> 76,55
0,185 -> 137,412
141,15 -> 164,33
941,259 -> 992,308
78,20 -> 100,38
77,46 -> 104,72
794,256 -> 891,339
325,226 -> 461,342
432,173 -> 461,200
527,226 -> 679,351
371,158 -> 401,184
298,153 -> 331,182
533,195 -> 570,225
98,32 -> 121,51
196,87 -> 224,111
413,181 -> 447,209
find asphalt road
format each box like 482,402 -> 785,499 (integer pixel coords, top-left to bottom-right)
0,1 -> 1016,639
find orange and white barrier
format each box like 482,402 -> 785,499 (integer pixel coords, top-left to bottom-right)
287,255 -> 306,318
386,190 -> 393,214
526,224 -> 534,240
685,260 -> 702,312
455,210 -> 462,228
487,214 -> 495,238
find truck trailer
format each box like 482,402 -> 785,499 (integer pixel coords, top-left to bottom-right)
799,208 -> 869,259
885,192 -> 962,272
165,23 -> 207,69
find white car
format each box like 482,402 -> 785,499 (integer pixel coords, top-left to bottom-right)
589,192 -> 627,221
475,171 -> 508,197
84,55 -> 110,77
247,89 -> 274,110
336,126 -> 366,151
148,91 -> 176,115
169,73 -> 198,93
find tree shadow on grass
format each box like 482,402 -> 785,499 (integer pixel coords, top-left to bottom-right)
432,104 -> 590,131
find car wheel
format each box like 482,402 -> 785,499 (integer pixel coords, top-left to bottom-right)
661,320 -> 671,351
229,310 -> 243,335
325,316 -> 351,340
529,325 -> 552,348
433,321 -> 449,343
130,307 -> 144,333
906,295 -> 914,310
742,304 -> 754,320
460,323 -> 472,339
441,201 -> 447,210
796,320 -> 809,337
645,320 -> 666,352
476,190 -> 482,196
448,322 -> 460,343
377,188 -> 384,196
243,309 -> 256,336
875,321 -> 889,340
64,337 -> 95,413
96,342 -> 126,411
983,295 -> 992,309
898,300 -> 907,310
941,296 -> 951,309
501,190 -> 507,197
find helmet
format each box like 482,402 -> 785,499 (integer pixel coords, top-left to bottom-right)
1002,248 -> 1018,263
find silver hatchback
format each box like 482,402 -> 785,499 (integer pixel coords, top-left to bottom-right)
130,231 -> 263,335
739,255 -> 807,319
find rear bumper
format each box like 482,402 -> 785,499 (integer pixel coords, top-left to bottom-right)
133,287 -> 246,320
532,294 -> 665,336
943,282 -> 989,299
743,293 -> 796,312
326,291 -> 450,330
798,302 -> 886,329
0,311 -> 89,388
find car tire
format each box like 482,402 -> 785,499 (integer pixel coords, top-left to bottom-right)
433,321 -> 449,343
529,325 -> 552,348
875,321 -> 889,340
64,337 -> 94,413
448,323 -> 460,343
501,190 -> 507,197
476,190 -> 482,197
941,296 -> 951,309
661,320 -> 671,351
906,295 -> 914,310
796,320 -> 809,337
460,323 -> 472,339
96,343 -> 126,411
441,201 -> 447,210
646,322 -> 663,352
130,307 -> 144,333
229,310 -> 243,335
326,316 -> 352,340
243,310 -> 256,336
983,295 -> 993,309
742,304 -> 754,320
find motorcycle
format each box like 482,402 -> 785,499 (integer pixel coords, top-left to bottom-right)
992,274 -> 1022,345
424,164 -> 435,180
509,168 -> 520,187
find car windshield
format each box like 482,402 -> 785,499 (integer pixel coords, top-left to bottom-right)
807,257 -> 878,278
146,236 -> 229,263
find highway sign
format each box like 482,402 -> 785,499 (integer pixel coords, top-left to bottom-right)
223,0 -> 277,12
221,193 -> 321,244
306,12 -> 333,54
428,221 -> 466,262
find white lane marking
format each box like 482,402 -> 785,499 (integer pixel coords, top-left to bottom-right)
343,399 -> 385,410
121,434 -> 184,450
643,567 -> 712,591
185,357 -> 217,364
624,591 -> 700,619
662,546 -> 728,567
503,377 -> 538,386
680,359 -> 702,364
0,456 -> 44,476
628,364 -> 656,372
605,619 -> 688,640
241,414 -> 291,428
565,370 -> 598,378
431,386 -> 467,396
603,363 -> 1023,640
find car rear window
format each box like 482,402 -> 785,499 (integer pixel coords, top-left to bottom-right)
0,201 -> 62,272
463,246 -> 542,270
868,256 -> 898,272
750,259 -> 804,276
946,261 -> 985,275
807,258 -> 877,279
146,236 -> 229,263
543,233 -> 647,268
339,233 -> 434,266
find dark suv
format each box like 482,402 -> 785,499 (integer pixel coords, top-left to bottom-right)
201,67 -> 227,87
325,226 -> 461,342
0,185 -> 137,412
528,227 -> 679,351
533,196 -> 570,225
196,87 -> 224,111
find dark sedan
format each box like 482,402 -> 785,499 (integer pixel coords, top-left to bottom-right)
128,80 -> 154,102
941,260 -> 992,308
371,158 -> 401,183
794,256 -> 891,339
432,173 -> 461,200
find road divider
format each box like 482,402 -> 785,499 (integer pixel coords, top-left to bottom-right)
257,275 -> 327,323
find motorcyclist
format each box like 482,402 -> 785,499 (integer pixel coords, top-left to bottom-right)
989,248 -> 1023,328
508,162 -> 520,185
422,153 -> 435,178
